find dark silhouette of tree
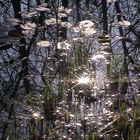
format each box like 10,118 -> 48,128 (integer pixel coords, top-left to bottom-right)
11,0 -> 30,95
102,0 -> 108,35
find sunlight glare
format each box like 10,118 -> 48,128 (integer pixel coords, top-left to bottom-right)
33,112 -> 40,118
78,77 -> 90,84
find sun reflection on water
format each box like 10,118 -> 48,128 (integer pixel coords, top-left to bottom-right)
78,76 -> 90,84
33,112 -> 40,118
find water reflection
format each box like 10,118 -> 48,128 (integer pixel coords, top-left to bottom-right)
0,0 -> 140,140
78,76 -> 90,84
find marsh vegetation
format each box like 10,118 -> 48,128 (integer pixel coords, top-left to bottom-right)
0,0 -> 140,139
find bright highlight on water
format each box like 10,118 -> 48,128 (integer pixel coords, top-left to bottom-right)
78,76 -> 90,84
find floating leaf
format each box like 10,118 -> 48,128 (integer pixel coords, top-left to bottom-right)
98,35 -> 111,43
7,18 -> 22,26
21,22 -> 36,30
72,26 -> 80,33
113,20 -> 131,27
107,0 -> 116,3
98,38 -> 110,43
72,37 -> 84,43
98,35 -> 110,39
36,4 -> 50,12
25,11 -> 38,18
92,54 -> 106,61
83,28 -> 96,36
21,22 -> 36,36
79,20 -> 94,29
22,30 -> 35,36
36,7 -> 50,11
58,6 -> 65,13
58,13 -> 67,18
37,41 -> 52,47
60,22 -> 72,28
58,6 -> 72,14
72,20 -> 96,36
65,8 -> 72,14
118,20 -> 131,26
45,18 -> 61,25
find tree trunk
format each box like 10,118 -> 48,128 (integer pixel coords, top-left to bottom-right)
102,0 -> 108,34
11,0 -> 22,19
11,0 -> 30,94
60,0 -> 68,40
75,0 -> 81,21
62,0 -> 68,8
114,1 -> 129,95
86,0 -> 90,8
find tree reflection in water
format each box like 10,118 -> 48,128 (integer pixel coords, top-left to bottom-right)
0,0 -> 140,139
